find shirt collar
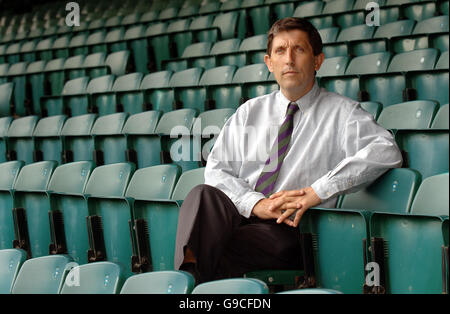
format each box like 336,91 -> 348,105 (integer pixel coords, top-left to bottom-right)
277,80 -> 320,114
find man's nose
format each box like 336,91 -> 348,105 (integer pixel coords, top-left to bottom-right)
285,48 -> 295,65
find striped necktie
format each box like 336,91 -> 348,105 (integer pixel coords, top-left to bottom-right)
254,102 -> 299,197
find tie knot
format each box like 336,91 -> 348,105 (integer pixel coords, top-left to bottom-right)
287,102 -> 299,116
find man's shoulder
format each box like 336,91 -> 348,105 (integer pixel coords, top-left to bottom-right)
318,87 -> 360,113
240,90 -> 279,112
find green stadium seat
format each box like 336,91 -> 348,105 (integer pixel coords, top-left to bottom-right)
373,20 -> 416,39
360,71 -> 407,107
212,11 -> 245,40
5,42 -> 21,64
50,34 -> 71,59
85,30 -> 107,54
0,82 -> 13,117
91,112 -> 128,165
192,278 -> 269,294
412,15 -> 449,34
435,50 -> 449,69
46,161 -> 95,264
0,64 -> 9,83
431,104 -> 449,129
6,116 -> 38,164
212,38 -> 246,67
0,161 -> 23,250
360,101 -> 383,120
317,56 -> 350,77
318,27 -> 340,44
146,22 -> 170,71
336,24 -> 375,42
105,27 -> 127,53
33,115 -> 67,163
158,6 -> 179,21
232,63 -> 272,99
430,32 -> 449,52
395,129 -> 449,179
25,60 -> 47,115
387,48 -> 439,72
141,70 -> 174,113
0,248 -> 27,293
11,255 -> 72,294
0,117 -> 12,161
168,18 -> 193,58
43,58 -> 65,96
199,65 -> 240,110
60,115 -> 97,163
19,40 -> 38,63
131,167 -> 204,273
410,173 -> 449,216
170,67 -> 204,112
293,1 -> 324,18
40,76 -> 90,117
12,161 -> 57,257
63,55 -> 86,80
59,262 -> 124,294
120,271 -> 195,294
84,162 -> 135,277
406,69 -> 449,106
68,33 -> 89,56
122,110 -> 162,169
377,100 -> 439,129
345,52 -> 392,75
335,11 -> 366,28
79,52 -> 106,79
245,0 -> 271,35
86,75 -> 115,116
35,37 -> 55,61
163,42 -> 213,72
7,62 -> 28,116
339,168 -> 421,214
402,1 -> 437,21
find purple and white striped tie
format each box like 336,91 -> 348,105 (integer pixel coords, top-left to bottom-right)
254,102 -> 299,197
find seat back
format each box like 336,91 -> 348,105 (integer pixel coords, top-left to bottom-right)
410,173 -> 449,216
0,249 -> 27,293
316,56 -> 350,77
192,278 -> 269,294
60,262 -> 123,294
11,255 -> 72,294
377,100 -> 439,129
340,168 -> 421,214
61,114 -> 97,163
0,82 -> 14,117
172,167 -> 206,201
345,52 -> 391,75
6,116 -> 39,164
33,115 -> 67,163
120,271 -> 195,294
387,48 -> 439,72
431,104 -> 449,129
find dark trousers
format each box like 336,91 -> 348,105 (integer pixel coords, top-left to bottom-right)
174,184 -> 303,283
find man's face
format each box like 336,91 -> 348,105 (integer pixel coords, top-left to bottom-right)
264,29 -> 324,100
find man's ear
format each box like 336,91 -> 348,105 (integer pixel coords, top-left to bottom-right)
264,54 -> 273,72
314,52 -> 325,71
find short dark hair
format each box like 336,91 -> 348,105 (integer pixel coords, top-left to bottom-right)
267,17 -> 323,56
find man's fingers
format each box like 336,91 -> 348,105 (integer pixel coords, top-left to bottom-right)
276,207 -> 299,224
269,189 -> 306,199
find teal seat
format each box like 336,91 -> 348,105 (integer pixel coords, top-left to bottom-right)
278,288 -> 343,294
335,11 -> 366,28
35,37 -> 54,61
120,271 -> 195,294
12,161 -> 57,258
412,15 -> 449,35
47,161 -> 95,264
167,19 -> 193,58
43,58 -> 65,96
123,25 -> 148,74
131,167 -> 204,272
25,60 -> 47,116
232,64 -> 272,99
81,52 -> 106,79
164,42 -> 213,72
122,111 -> 162,169
141,71 -> 174,113
60,114 -> 97,163
373,20 -> 416,39
50,34 -> 71,59
318,27 -> 340,44
0,82 -> 13,117
85,30 -> 106,54
84,163 -> 135,277
199,65 -> 240,110
91,112 -> 128,165
245,0 -> 270,35
316,56 -> 350,77
210,39 -> 243,67
369,184 -> 448,294
63,55 -> 86,80
5,42 -> 21,64
105,27 -> 127,53
360,72 -> 406,107
431,104 -> 449,129
388,48 -> 439,72
68,33 -> 88,56
87,75 -> 115,116
410,173 -> 449,216
395,129 -> 449,179
403,1 -> 437,21
339,168 -> 421,214
435,51 -> 449,69
0,249 -> 27,293
60,262 -> 124,294
377,100 -> 439,129
156,109 -> 198,172
11,255 -> 72,294
91,50 -> 132,78
293,1 -> 324,18
170,68 -> 204,112
40,76 -> 90,117
406,69 -> 449,107
210,11 -> 245,40
360,101 -> 382,120
345,52 -> 392,75
7,62 -> 28,116
0,117 -> 12,162
6,116 -> 38,164
192,278 -> 269,294
146,22 -> 170,71
336,24 -> 375,42
0,161 -> 23,250
33,115 -> 67,164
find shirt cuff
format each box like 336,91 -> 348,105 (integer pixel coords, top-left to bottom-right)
311,175 -> 340,202
235,192 -> 266,218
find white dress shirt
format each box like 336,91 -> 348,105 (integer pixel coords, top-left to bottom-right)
204,81 -> 403,218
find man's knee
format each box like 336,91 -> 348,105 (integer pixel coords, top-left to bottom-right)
187,184 -> 222,199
